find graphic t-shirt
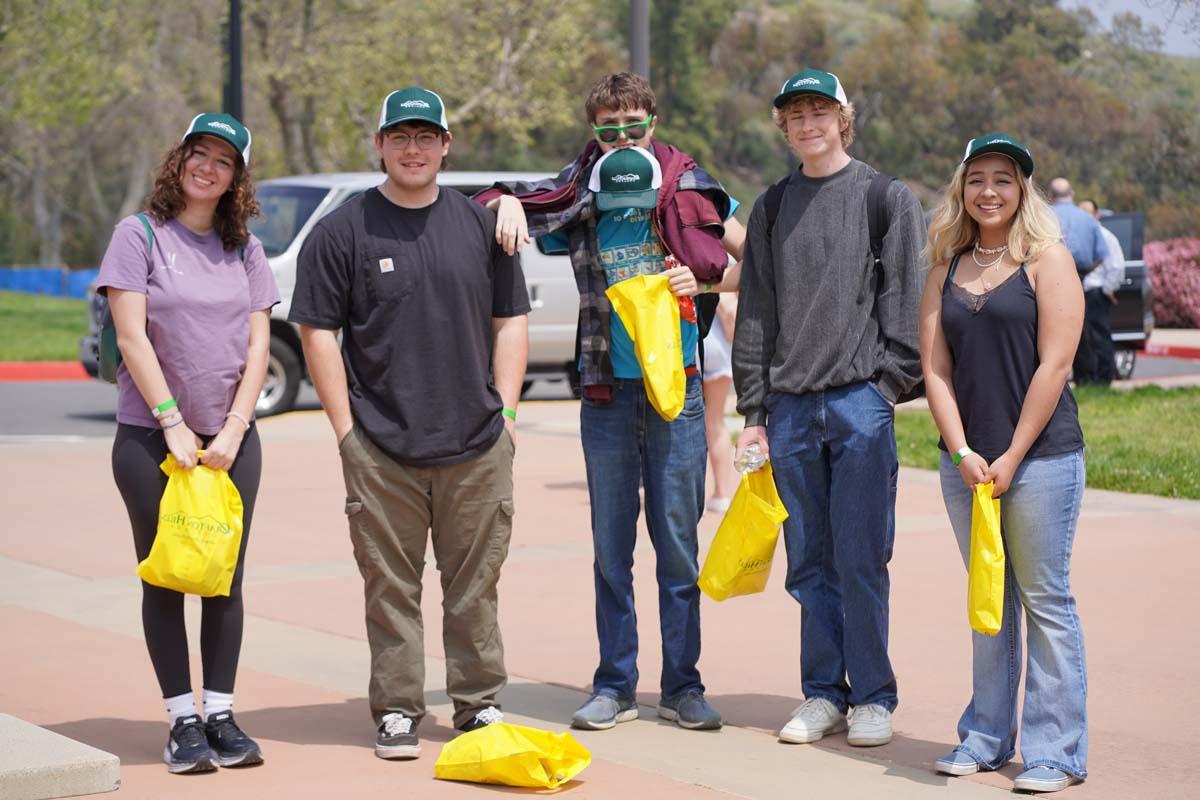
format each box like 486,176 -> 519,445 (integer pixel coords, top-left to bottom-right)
541,197 -> 738,378
97,216 -> 280,434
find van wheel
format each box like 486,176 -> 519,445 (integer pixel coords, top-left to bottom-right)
257,337 -> 302,417
1114,349 -> 1136,381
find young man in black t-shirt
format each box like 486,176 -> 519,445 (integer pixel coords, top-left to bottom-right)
289,87 -> 529,760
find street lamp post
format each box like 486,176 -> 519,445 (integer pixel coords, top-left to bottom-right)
224,0 -> 244,121
630,0 -> 649,77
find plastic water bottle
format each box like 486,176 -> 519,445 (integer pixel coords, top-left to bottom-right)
734,442 -> 766,473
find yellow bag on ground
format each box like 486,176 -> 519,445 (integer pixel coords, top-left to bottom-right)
605,274 -> 685,422
433,722 -> 591,789
698,462 -> 789,601
968,481 -> 1004,636
136,452 -> 244,597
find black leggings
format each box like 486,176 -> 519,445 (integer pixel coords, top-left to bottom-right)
112,423 -> 261,697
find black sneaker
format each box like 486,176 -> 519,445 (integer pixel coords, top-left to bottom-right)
376,713 -> 421,759
457,706 -> 504,733
163,714 -> 217,774
204,710 -> 264,767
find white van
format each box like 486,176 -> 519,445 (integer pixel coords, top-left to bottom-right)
82,171 -> 579,416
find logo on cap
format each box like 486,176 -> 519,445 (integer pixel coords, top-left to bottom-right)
791,77 -> 821,87
611,173 -> 640,183
400,99 -> 431,108
207,121 -> 238,135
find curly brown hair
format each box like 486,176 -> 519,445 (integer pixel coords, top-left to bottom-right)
145,137 -> 260,251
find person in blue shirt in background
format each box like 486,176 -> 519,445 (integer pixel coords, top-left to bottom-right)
1047,178 -> 1109,385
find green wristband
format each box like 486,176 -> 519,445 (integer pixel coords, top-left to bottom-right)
502,408 -> 517,421
152,398 -> 178,417
952,446 -> 973,466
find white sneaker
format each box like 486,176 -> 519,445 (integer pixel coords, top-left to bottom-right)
778,698 -> 847,744
847,704 -> 892,747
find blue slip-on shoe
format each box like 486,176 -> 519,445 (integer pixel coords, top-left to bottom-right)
657,689 -> 722,730
1013,766 -> 1083,793
935,749 -> 981,776
571,694 -> 638,730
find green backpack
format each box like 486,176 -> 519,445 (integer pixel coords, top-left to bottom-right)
98,214 -> 244,383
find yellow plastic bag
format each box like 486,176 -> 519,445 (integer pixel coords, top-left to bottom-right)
698,462 -> 789,601
968,482 -> 1004,636
434,722 -> 591,789
606,274 -> 686,422
136,452 -> 244,597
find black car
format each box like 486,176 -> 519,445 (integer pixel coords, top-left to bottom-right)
1099,211 -> 1154,380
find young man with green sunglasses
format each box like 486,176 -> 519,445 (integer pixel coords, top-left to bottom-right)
476,72 -> 745,734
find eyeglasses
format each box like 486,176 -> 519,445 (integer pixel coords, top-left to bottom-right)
592,115 -> 655,144
384,131 -> 444,150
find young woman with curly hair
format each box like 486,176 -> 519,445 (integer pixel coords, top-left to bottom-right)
97,114 -> 279,774
919,134 -> 1088,793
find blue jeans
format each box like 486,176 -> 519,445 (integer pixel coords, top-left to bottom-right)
580,375 -> 707,702
766,382 -> 899,712
939,449 -> 1088,777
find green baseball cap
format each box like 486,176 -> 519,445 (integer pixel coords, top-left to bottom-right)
588,146 -> 663,211
962,133 -> 1034,177
378,87 -> 449,132
182,113 -> 251,164
773,68 -> 849,108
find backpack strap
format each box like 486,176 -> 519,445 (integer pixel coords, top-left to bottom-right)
866,171 -> 893,272
135,213 -> 155,252
762,174 -> 790,241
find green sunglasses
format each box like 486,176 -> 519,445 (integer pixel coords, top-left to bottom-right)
592,114 -> 655,143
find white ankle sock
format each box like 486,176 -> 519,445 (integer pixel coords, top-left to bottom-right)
203,689 -> 234,718
164,692 -> 197,726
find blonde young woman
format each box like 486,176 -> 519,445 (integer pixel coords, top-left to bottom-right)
98,114 -> 278,774
918,135 -> 1087,794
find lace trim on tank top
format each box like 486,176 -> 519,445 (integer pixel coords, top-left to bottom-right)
947,266 -> 1024,314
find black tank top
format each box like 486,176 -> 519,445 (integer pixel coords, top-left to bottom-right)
938,254 -> 1084,461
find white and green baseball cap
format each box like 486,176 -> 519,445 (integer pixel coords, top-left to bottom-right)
183,113 -> 252,164
773,68 -> 849,108
962,133 -> 1034,177
378,87 -> 449,132
588,146 -> 662,211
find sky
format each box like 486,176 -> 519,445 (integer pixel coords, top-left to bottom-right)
1067,0 -> 1200,56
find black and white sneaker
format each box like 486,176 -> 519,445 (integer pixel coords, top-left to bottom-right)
376,713 -> 420,759
164,714 -> 217,774
204,710 -> 264,767
457,706 -> 504,733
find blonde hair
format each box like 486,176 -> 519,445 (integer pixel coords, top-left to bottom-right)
773,95 -> 855,148
926,158 -> 1061,267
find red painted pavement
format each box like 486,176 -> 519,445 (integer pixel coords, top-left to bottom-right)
0,361 -> 90,381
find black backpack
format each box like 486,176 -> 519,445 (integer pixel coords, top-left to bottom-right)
99,213 -> 245,383
762,170 -> 924,404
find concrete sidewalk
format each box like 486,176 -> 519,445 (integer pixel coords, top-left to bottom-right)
2,403 -> 1198,799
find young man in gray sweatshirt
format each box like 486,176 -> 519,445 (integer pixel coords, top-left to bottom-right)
732,69 -> 926,748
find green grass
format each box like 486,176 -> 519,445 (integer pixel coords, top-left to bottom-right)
895,386 -> 1200,499
0,290 -> 89,361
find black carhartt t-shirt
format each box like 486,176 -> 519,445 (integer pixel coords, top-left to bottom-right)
289,187 -> 529,466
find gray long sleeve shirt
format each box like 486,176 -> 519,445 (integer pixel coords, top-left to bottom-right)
733,159 -> 927,427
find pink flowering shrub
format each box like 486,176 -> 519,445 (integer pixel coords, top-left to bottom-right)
1145,238 -> 1200,328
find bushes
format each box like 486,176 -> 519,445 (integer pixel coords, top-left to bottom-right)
1145,238 -> 1200,328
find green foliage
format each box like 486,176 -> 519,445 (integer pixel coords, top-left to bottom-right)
894,386 -> 1200,499
1,0 -> 1198,265
0,291 -> 87,361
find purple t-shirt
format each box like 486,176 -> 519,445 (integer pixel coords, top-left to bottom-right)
97,215 -> 280,434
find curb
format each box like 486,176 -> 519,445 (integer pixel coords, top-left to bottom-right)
0,362 -> 90,382
1141,343 -> 1200,360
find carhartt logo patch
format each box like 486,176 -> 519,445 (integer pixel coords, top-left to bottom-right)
207,121 -> 238,135
379,258 -> 394,273
791,77 -> 821,88
610,173 -> 640,184
400,99 -> 430,108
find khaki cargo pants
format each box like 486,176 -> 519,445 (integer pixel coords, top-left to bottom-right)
339,424 -> 514,729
